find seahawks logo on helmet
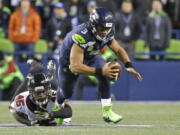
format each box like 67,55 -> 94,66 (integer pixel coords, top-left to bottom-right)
90,10 -> 99,23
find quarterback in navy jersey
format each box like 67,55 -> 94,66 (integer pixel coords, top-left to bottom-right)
57,7 -> 143,123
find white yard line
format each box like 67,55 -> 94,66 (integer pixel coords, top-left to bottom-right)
0,123 -> 153,128
70,101 -> 180,105
69,123 -> 153,128
1,101 -> 180,105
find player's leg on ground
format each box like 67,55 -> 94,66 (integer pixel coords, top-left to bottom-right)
87,55 -> 123,123
98,75 -> 123,123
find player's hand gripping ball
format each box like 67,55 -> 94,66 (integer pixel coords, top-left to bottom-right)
108,61 -> 122,82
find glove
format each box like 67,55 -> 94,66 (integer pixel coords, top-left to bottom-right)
34,111 -> 51,120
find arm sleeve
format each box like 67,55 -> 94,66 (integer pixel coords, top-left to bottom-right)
72,33 -> 88,50
50,104 -> 72,119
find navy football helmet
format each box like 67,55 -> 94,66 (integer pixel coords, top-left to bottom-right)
89,7 -> 114,41
28,73 -> 51,107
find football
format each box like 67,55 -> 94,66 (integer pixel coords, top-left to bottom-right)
107,61 -> 122,82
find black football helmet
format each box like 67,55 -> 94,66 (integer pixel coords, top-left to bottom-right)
28,73 -> 51,107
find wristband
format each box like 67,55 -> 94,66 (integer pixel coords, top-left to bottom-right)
125,62 -> 133,68
95,68 -> 102,76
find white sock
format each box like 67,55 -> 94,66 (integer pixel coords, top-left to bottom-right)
101,98 -> 111,107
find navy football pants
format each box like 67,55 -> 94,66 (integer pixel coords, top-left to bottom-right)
57,55 -> 111,104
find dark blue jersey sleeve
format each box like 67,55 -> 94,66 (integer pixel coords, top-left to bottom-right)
71,28 -> 89,50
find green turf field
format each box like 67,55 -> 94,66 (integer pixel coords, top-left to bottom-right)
0,101 -> 180,135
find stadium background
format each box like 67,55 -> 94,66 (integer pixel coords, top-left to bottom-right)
0,1 -> 180,135
0,0 -> 180,101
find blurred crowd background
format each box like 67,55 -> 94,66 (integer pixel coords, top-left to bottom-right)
0,0 -> 180,101
0,0 -> 179,60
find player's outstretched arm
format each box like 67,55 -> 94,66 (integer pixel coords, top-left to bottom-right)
34,104 -> 72,120
109,39 -> 143,81
108,39 -> 131,63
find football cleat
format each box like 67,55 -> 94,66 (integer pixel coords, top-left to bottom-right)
102,105 -> 123,123
62,118 -> 72,125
